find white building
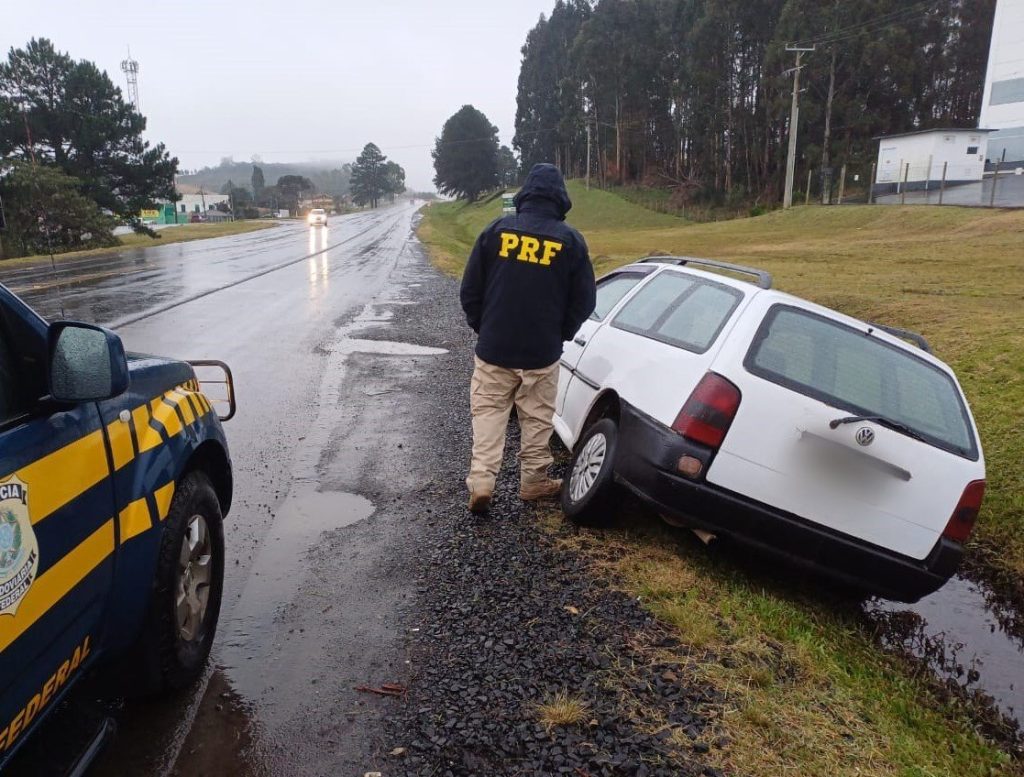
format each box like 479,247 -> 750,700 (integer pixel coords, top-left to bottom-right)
980,0 -> 1024,165
176,192 -> 229,216
873,128 -> 992,194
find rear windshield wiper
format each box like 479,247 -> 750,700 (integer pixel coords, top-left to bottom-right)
828,415 -> 928,443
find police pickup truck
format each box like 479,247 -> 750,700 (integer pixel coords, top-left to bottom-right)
0,283 -> 234,770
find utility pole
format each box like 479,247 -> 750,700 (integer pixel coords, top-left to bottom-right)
0,195 -> 6,261
586,121 -> 592,190
783,45 -> 814,209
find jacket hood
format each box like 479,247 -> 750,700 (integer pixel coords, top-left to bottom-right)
513,163 -> 572,220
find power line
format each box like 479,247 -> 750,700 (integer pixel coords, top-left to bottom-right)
790,0 -> 949,49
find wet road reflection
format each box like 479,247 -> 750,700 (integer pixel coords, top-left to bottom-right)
307,226 -> 331,303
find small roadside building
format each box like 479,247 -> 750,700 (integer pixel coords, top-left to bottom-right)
176,192 -> 230,216
872,128 -> 993,196
139,188 -> 232,225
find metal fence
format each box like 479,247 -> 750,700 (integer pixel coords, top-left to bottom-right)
799,161 -> 1024,209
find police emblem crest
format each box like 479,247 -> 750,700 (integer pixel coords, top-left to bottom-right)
0,476 -> 38,617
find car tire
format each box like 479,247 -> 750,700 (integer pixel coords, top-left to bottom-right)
132,470 -> 225,695
562,418 -> 622,526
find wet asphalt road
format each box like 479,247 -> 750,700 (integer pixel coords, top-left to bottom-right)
3,204 -> 450,775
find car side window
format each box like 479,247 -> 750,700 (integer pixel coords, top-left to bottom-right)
591,272 -> 647,321
0,323 -> 31,426
612,271 -> 742,353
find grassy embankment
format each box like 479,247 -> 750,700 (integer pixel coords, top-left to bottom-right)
418,186 -> 1023,776
1,220 -> 278,268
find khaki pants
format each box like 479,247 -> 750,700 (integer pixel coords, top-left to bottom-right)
466,355 -> 560,494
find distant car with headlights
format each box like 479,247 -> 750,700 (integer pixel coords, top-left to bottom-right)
307,208 -> 328,227
556,257 -> 984,603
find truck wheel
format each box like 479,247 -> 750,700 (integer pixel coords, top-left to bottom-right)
562,418 -> 622,527
136,470 -> 225,695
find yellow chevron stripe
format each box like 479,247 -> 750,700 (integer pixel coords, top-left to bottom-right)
0,520 -> 115,653
118,480 -> 175,545
106,418 -> 134,472
184,393 -> 203,422
10,386 -> 206,533
169,390 -> 196,426
134,404 -> 161,454
118,496 -> 153,544
151,396 -> 183,438
154,481 -> 176,521
11,431 -> 109,526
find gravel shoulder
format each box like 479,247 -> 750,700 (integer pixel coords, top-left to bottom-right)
363,245 -> 720,776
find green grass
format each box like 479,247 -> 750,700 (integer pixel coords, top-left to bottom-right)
421,189 -> 1024,582
417,183 -> 682,275
0,220 -> 278,268
542,512 -> 1018,777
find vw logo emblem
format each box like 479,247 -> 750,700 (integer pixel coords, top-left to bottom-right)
855,427 -> 875,447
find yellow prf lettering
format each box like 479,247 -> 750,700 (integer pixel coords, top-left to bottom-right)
498,232 -> 519,258
519,236 -> 541,263
539,240 -> 563,266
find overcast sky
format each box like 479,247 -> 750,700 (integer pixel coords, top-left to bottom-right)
2,0 -> 559,191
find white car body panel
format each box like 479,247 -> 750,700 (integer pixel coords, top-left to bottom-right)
706,292 -> 984,560
556,261 -> 984,562
556,265 -> 753,448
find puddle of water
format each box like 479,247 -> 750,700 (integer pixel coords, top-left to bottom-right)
867,574 -> 1024,726
220,486 -> 374,717
218,302 -> 447,727
339,338 -> 448,357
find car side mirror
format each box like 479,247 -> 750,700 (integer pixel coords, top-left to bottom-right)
48,322 -> 130,403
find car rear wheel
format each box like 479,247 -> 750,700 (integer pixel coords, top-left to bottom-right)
132,470 -> 225,695
562,418 -> 622,526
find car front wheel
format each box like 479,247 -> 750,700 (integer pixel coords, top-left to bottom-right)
562,418 -> 622,526
132,470 -> 225,695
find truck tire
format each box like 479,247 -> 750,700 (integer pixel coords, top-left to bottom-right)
561,418 -> 622,527
134,470 -> 225,695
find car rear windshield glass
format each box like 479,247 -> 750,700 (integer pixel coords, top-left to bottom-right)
612,271 -> 742,353
746,305 -> 977,458
591,273 -> 646,321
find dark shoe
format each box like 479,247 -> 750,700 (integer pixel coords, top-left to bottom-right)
519,478 -> 562,501
468,490 -> 492,514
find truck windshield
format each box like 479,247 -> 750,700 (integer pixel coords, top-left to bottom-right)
745,305 -> 977,459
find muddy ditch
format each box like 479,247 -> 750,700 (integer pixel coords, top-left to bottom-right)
866,561 -> 1024,743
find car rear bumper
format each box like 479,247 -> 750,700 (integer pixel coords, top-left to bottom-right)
614,403 -> 961,603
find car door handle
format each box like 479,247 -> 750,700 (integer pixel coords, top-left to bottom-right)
574,336 -> 587,346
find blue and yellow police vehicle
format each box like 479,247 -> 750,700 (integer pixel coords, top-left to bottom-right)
0,283 -> 234,770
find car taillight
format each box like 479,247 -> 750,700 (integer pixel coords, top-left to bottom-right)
942,480 -> 985,543
671,373 -> 741,449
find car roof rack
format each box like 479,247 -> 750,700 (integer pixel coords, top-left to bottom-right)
868,323 -> 933,354
639,256 -> 773,289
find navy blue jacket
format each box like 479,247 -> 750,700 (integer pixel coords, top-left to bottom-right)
459,164 -> 596,370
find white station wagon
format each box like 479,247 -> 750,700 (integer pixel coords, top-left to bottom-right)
556,257 -> 985,602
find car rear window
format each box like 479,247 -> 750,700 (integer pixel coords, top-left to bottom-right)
591,272 -> 647,321
612,270 -> 742,353
745,305 -> 977,458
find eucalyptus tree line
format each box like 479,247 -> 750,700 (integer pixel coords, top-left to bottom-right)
513,0 -> 994,203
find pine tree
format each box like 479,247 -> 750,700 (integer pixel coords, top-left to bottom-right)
432,106 -> 500,201
350,143 -> 401,208
0,38 -> 178,233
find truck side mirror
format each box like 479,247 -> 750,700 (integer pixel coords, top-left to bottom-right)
48,322 -> 130,403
